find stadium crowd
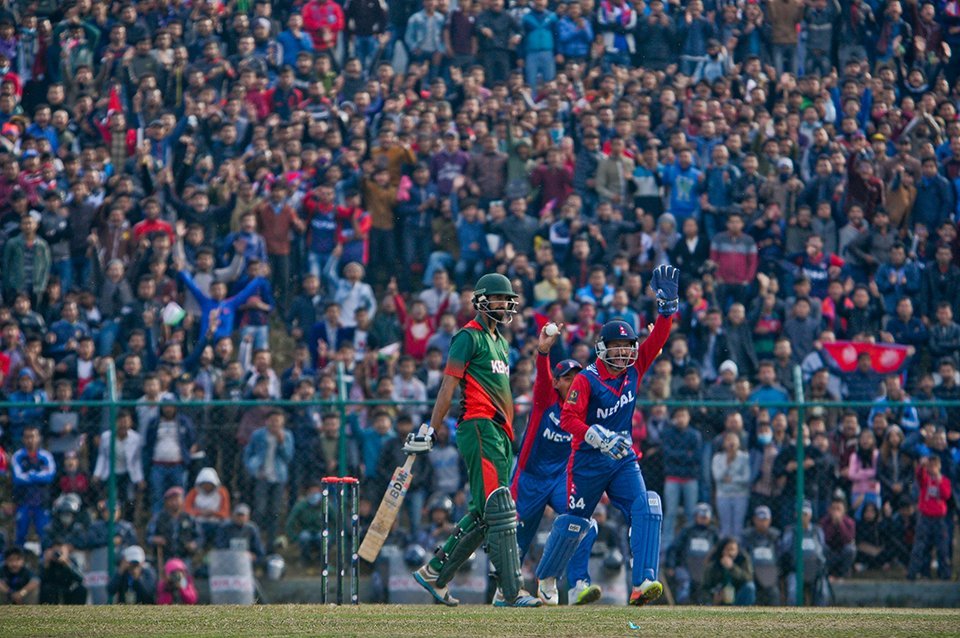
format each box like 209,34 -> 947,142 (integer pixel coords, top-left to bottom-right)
0,0 -> 959,606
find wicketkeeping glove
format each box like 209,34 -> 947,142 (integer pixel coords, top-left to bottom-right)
651,264 -> 680,316
402,423 -> 435,456
585,424 -> 633,460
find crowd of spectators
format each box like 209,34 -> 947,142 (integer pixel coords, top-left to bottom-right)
0,0 -> 959,605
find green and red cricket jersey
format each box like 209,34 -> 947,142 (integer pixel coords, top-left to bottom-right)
444,316 -> 515,440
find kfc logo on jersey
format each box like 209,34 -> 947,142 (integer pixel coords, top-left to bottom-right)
490,360 -> 510,375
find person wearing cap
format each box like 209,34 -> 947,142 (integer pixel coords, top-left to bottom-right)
511,323 -> 600,605
108,545 -> 157,604
741,505 -> 782,605
664,502 -> 719,605
146,486 -> 201,565
779,499 -> 828,604
2,211 -> 50,306
214,503 -> 266,565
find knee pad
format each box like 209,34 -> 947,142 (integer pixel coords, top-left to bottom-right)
484,487 -> 524,601
536,513 -> 590,580
630,491 -> 663,585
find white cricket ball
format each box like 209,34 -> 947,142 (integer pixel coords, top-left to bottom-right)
545,323 -> 560,336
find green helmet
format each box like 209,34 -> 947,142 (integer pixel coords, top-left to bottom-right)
473,273 -> 518,298
473,273 -> 519,324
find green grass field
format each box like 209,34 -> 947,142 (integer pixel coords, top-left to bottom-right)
1,606 -> 958,638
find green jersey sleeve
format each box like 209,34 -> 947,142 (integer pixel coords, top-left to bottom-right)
444,329 -> 475,379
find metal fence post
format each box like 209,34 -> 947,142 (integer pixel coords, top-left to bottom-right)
336,361 -> 348,478
105,360 -> 118,592
793,365 -> 805,606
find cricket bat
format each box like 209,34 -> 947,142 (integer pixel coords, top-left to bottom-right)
358,454 -> 416,562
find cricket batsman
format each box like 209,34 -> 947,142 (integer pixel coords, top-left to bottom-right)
409,273 -> 542,607
510,322 -> 600,605
535,264 -> 680,606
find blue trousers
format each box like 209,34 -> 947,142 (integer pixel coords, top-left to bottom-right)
568,451 -> 659,585
16,504 -> 50,546
149,464 -> 186,513
514,471 -> 593,584
525,50 -> 556,88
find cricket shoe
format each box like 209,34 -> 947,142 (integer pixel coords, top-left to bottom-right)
569,580 -> 602,605
629,579 -> 663,606
537,577 -> 559,606
493,589 -> 543,608
413,564 -> 460,606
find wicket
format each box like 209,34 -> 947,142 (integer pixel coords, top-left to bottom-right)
320,476 -> 360,605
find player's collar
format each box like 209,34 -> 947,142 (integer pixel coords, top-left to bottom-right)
472,313 -> 502,339
596,358 -> 626,380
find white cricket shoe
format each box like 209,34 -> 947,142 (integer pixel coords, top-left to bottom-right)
537,577 -> 559,606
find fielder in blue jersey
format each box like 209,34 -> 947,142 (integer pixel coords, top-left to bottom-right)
535,264 -> 680,606
510,323 -> 600,606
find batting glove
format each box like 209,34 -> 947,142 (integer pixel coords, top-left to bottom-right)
402,423 -> 435,456
651,264 -> 680,316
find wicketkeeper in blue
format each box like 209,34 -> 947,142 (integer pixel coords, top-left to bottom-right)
510,322 -> 600,605
535,264 -> 679,606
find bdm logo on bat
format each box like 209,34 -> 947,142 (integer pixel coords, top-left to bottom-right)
388,470 -> 412,499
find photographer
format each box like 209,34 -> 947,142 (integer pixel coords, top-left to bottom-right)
156,558 -> 197,605
108,545 -> 156,604
38,542 -> 87,605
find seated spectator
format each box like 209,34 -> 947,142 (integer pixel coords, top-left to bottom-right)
108,545 -> 157,605
702,537 -> 756,606
146,487 -> 201,565
285,482 -> 325,566
184,468 -> 231,547
156,558 -> 198,605
0,547 -> 40,605
214,504 -> 266,566
819,498 -> 856,579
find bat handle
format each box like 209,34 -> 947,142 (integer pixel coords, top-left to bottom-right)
402,454 -> 416,472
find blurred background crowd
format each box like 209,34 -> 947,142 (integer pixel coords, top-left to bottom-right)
0,0 -> 958,606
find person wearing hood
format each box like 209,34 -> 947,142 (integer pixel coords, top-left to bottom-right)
156,558 -> 197,605
184,467 -> 231,547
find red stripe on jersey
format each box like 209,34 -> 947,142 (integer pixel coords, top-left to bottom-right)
461,375 -> 514,440
513,353 -> 556,485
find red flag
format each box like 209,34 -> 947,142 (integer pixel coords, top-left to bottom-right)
822,341 -> 909,375
532,311 -> 549,331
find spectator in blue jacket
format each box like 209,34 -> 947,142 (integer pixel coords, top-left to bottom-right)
243,410 -> 295,545
661,406 -> 703,550
277,14 -> 314,67
521,0 -> 558,88
177,270 -> 270,342
557,1 -> 593,62
6,369 -> 47,443
910,157 -> 955,233
11,425 -> 57,546
141,401 -> 198,513
875,243 -> 922,315
749,361 -> 790,418
454,199 -> 488,286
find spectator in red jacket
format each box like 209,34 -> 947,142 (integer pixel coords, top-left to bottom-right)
908,455 -> 952,580
709,212 -> 758,308
302,0 -> 345,55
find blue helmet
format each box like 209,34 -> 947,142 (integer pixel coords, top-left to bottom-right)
596,320 -> 639,370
